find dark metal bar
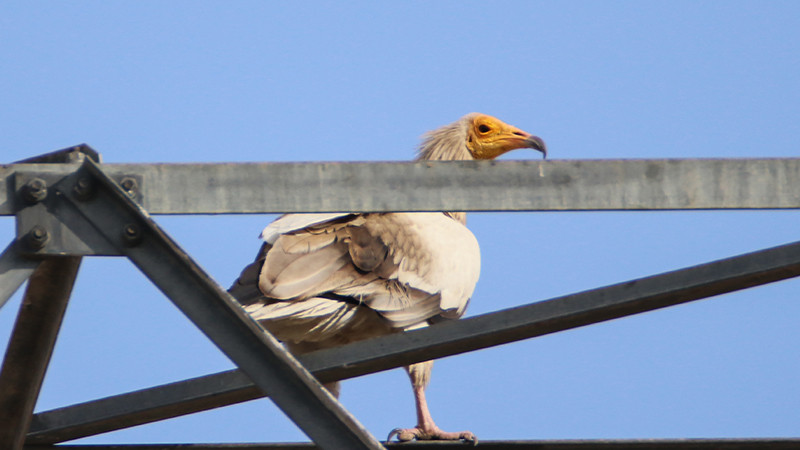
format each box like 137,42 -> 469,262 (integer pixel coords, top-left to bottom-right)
46,159 -> 383,449
28,369 -> 256,444
21,438 -> 800,450
0,146 -> 93,449
4,158 -> 800,215
0,240 -> 40,310
0,256 -> 81,450
28,238 -> 800,443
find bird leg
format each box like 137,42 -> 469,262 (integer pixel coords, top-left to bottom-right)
387,361 -> 476,444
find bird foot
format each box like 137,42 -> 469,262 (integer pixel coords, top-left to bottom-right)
387,426 -> 477,444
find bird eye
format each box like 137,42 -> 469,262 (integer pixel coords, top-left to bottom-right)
477,124 -> 491,134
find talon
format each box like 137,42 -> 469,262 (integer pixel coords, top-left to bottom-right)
462,432 -> 478,445
386,428 -> 401,442
387,427 -> 422,442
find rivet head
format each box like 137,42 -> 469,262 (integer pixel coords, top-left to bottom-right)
25,225 -> 49,250
73,176 -> 95,201
21,178 -> 48,204
119,177 -> 138,198
122,223 -> 142,247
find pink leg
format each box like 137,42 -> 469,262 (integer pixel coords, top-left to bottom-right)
387,362 -> 476,443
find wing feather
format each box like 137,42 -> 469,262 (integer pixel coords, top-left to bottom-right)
234,211 -> 480,347
260,239 -> 350,299
260,213 -> 354,243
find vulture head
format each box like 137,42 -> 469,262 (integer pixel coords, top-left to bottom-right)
417,113 -> 546,161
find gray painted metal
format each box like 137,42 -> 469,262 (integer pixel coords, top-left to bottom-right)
2,158 -> 800,215
13,171 -> 123,256
0,241 -> 40,310
27,237 -> 800,443
1,148 -> 98,300
11,144 -> 99,165
0,256 -> 81,450
28,369 -> 256,444
22,440 -> 800,449
44,160 -> 383,449
0,146 -> 91,449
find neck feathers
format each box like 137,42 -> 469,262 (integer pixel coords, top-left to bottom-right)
415,115 -> 475,225
415,115 -> 474,161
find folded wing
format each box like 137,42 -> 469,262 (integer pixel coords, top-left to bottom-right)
229,212 -> 480,348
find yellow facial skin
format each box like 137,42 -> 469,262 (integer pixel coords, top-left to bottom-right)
466,114 -> 547,160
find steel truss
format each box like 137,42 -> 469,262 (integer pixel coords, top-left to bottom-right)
1,146 -> 799,449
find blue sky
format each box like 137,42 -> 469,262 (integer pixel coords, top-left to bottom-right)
2,1 -> 800,444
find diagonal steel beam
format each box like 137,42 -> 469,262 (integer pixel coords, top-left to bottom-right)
0,240 -> 40,311
0,256 -> 82,449
43,159 -> 383,449
28,237 -> 800,443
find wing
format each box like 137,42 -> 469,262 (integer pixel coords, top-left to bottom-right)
259,213 -> 354,243
359,213 -> 481,319
230,212 -> 480,346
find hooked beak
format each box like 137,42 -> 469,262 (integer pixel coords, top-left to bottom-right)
524,135 -> 547,159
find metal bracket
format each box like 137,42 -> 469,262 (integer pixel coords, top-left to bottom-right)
1,146 -> 101,305
13,170 -> 144,256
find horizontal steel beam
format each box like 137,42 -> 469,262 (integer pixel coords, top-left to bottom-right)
2,158 -> 800,215
21,438 -> 800,449
28,237 -> 800,443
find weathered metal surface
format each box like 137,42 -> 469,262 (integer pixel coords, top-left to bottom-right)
13,171 -> 123,256
0,146 -> 90,450
2,158 -> 800,215
21,438 -> 800,449
11,144 -> 99,165
0,240 -> 40,310
0,256 -> 81,450
28,237 -> 800,443
45,159 -> 383,450
27,369 -> 256,444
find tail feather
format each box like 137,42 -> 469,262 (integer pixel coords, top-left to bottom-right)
228,243 -> 269,307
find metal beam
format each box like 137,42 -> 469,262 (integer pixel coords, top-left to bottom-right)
21,439 -> 800,449
0,146 -> 92,449
43,159 -> 383,449
0,240 -> 40,310
2,158 -> 800,215
1,146 -> 99,300
28,237 -> 800,443
11,144 -> 100,165
0,256 -> 81,450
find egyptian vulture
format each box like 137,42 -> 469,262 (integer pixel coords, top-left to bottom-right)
229,113 -> 546,442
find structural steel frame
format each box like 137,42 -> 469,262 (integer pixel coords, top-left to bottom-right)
1,145 -> 799,449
